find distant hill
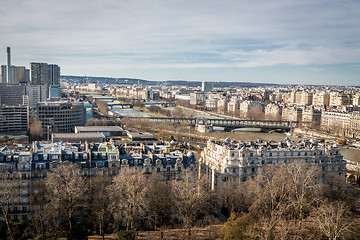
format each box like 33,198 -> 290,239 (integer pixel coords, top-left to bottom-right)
61,75 -> 277,88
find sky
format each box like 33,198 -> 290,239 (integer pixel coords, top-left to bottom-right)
1,0 -> 360,85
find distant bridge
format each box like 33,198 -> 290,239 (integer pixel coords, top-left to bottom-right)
108,103 -> 133,109
121,117 -> 297,132
146,102 -> 176,108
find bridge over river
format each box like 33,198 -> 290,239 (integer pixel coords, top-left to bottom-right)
121,117 -> 297,132
108,102 -> 176,110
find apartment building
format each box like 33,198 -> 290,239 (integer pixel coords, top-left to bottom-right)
0,105 -> 29,134
0,141 -> 197,221
313,92 -> 330,106
321,111 -> 360,139
200,138 -> 346,191
190,92 -> 207,105
36,101 -> 85,134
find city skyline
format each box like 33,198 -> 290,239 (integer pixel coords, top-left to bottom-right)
1,0 -> 360,85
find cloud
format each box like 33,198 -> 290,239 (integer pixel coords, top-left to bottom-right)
220,45 -> 360,67
306,68 -> 325,72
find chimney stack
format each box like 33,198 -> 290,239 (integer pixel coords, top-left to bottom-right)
6,47 -> 11,83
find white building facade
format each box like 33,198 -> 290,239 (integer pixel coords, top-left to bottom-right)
200,139 -> 346,191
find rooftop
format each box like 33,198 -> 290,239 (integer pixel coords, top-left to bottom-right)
52,133 -> 105,138
208,138 -> 340,151
75,126 -> 123,131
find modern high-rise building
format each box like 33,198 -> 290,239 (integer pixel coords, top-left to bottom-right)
30,63 -> 61,97
47,64 -> 60,85
30,62 -> 48,85
0,84 -> 26,106
1,65 -> 27,84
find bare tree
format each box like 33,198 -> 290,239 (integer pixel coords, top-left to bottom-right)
45,163 -> 87,232
29,116 -> 44,141
86,118 -> 109,126
218,181 -> 251,217
29,177 -> 48,238
108,170 -> 148,231
322,173 -> 348,202
248,167 -> 290,240
314,201 -> 352,240
0,171 -> 18,240
88,174 -> 111,240
171,175 -> 213,230
285,163 -> 320,222
247,107 -> 265,120
145,175 -> 173,230
171,107 -> 186,118
95,100 -> 109,115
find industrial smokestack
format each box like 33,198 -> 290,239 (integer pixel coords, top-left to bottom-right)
6,47 -> 11,83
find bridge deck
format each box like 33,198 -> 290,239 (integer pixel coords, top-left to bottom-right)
121,116 -> 296,130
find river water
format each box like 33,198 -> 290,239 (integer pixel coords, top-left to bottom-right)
111,107 -> 150,117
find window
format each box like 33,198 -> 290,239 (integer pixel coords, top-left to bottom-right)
157,168 -> 160,172
178,167 -> 181,171
269,153 -> 272,157
167,167 -> 170,171
250,153 -> 253,157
